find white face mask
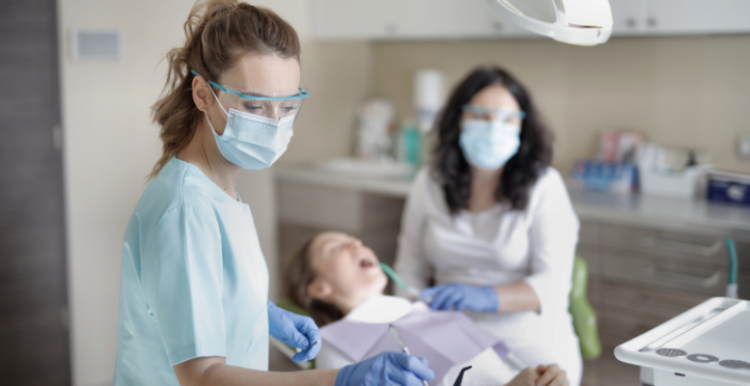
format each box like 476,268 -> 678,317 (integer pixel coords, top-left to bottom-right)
459,120 -> 521,170
206,90 -> 295,170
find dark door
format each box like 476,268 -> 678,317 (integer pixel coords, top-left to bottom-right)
0,0 -> 70,385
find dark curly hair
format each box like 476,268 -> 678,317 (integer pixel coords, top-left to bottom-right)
433,66 -> 552,213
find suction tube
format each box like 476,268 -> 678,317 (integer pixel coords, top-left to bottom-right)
725,238 -> 738,299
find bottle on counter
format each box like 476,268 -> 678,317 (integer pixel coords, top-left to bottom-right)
395,119 -> 421,167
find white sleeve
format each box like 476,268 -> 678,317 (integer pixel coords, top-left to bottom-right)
315,341 -> 355,369
394,169 -> 433,298
524,169 -> 579,316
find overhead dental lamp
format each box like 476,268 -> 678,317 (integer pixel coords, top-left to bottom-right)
487,0 -> 613,46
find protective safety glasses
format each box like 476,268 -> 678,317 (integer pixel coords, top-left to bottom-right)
462,105 -> 526,125
191,70 -> 308,119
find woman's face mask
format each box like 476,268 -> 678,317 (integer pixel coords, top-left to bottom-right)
197,68 -> 308,170
458,86 -> 525,171
459,105 -> 525,170
206,89 -> 296,170
459,119 -> 521,170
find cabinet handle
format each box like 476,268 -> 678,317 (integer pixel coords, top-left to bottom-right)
644,266 -> 722,288
626,18 -> 637,28
638,237 -> 722,258
647,18 -> 657,27
492,22 -> 503,33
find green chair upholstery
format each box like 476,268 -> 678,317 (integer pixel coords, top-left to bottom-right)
276,298 -> 310,318
569,256 -> 602,360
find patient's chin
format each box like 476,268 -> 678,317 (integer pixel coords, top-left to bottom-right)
358,277 -> 387,300
370,274 -> 388,295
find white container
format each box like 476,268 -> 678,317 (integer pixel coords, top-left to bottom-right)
639,165 -> 712,199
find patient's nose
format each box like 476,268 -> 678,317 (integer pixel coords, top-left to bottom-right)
347,239 -> 363,253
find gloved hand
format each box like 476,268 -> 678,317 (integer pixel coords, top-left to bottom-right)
421,283 -> 499,312
335,352 -> 435,386
267,300 -> 321,362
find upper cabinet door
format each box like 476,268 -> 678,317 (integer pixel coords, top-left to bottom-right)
646,0 -> 750,34
312,0 -> 399,39
312,0 -> 534,40
399,0 -> 533,39
312,0 -> 750,40
609,0 -> 648,36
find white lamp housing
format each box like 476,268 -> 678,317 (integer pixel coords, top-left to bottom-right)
487,0 -> 613,46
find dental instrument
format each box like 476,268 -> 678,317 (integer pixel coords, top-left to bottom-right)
379,262 -> 432,302
505,352 -> 526,372
389,325 -> 430,386
295,340 -> 320,354
452,366 -> 472,386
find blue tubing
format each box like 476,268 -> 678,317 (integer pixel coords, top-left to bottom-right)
726,238 -> 738,285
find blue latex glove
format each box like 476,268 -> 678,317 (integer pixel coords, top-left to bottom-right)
421,283 -> 499,312
267,300 -> 321,362
335,352 -> 435,386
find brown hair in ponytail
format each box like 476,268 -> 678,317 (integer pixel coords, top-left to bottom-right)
149,0 -> 301,178
283,235 -> 345,327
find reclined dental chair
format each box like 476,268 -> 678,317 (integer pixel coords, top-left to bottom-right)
273,256 -> 602,369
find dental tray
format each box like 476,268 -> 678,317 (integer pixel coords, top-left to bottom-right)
615,297 -> 750,386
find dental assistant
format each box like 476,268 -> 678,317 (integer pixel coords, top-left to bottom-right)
114,1 -> 433,386
394,67 -> 582,385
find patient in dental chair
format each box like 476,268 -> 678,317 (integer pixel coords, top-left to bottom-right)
283,232 -> 569,386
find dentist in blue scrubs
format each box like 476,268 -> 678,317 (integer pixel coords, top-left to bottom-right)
113,1 -> 434,386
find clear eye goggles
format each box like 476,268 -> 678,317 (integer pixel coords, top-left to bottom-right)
462,105 -> 526,125
191,70 -> 308,119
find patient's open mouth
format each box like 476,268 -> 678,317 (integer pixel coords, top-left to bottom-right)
359,257 -> 375,268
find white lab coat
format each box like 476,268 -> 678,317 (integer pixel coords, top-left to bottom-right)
316,295 -> 518,386
394,167 -> 582,386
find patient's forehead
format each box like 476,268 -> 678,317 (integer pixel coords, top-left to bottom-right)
310,232 -> 349,263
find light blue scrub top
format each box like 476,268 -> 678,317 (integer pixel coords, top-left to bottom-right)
114,157 -> 269,385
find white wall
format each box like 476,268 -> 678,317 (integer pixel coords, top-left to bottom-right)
57,0 -> 361,384
59,0 -> 187,384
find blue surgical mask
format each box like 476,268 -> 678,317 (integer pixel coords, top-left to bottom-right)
459,120 -> 521,170
206,90 -> 295,170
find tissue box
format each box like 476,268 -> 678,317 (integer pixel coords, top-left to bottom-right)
707,171 -> 750,207
571,160 -> 637,194
639,165 -> 710,199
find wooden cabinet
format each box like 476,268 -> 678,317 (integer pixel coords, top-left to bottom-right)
577,219 -> 749,386
312,0 -> 750,40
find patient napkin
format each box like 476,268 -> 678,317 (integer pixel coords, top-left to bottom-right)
321,302 -> 509,385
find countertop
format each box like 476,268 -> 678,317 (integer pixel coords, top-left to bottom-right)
274,164 -> 750,235
274,163 -> 414,197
